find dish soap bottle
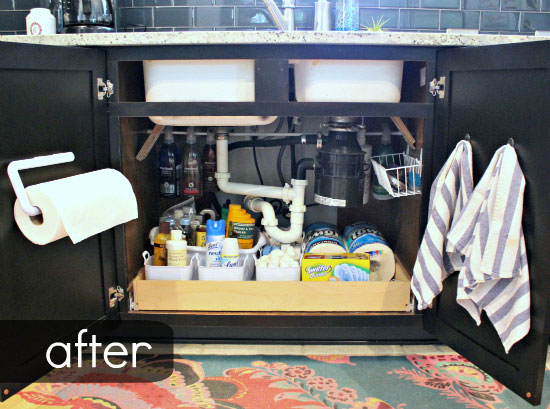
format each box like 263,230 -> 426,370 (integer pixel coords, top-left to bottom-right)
182,127 -> 202,197
158,127 -> 181,198
372,123 -> 395,201
202,128 -> 218,193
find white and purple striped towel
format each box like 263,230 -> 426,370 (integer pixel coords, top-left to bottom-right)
446,144 -> 530,353
411,140 -> 474,310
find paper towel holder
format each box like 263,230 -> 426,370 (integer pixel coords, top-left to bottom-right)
7,152 -> 75,217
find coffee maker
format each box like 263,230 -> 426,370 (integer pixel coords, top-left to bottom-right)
61,0 -> 115,33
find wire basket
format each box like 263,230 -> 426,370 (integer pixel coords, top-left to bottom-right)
371,150 -> 422,198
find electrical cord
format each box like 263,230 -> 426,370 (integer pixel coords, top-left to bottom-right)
252,144 -> 264,185
277,144 -> 287,187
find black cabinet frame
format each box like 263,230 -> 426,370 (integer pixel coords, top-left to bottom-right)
105,43 -> 437,343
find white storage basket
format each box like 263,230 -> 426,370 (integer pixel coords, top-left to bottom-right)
256,266 -> 301,281
142,251 -> 195,280
371,150 -> 422,198
292,59 -> 404,103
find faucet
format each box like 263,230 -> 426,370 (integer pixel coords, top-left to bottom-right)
262,0 -> 295,31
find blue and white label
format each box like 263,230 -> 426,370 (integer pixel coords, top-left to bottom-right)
206,236 -> 224,267
343,223 -> 388,254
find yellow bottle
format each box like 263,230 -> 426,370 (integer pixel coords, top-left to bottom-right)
231,213 -> 255,249
225,204 -> 243,236
153,221 -> 170,266
167,230 -> 188,267
227,209 -> 248,237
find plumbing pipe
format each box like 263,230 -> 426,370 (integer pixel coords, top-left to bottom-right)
216,135 -> 297,202
245,178 -> 307,244
228,134 -> 318,150
296,158 -> 314,180
215,131 -> 308,244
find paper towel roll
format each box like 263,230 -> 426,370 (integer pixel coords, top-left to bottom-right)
14,169 -> 138,245
353,244 -> 395,281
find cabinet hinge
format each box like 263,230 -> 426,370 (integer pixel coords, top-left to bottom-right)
429,76 -> 446,98
97,78 -> 114,100
108,286 -> 125,308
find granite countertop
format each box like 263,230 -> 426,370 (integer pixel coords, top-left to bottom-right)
0,31 -> 548,47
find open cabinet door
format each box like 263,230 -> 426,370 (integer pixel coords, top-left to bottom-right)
424,40 -> 550,405
0,41 -> 117,399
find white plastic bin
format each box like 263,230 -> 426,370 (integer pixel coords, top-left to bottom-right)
292,59 -> 404,102
256,266 -> 301,281
142,251 -> 194,280
143,59 -> 277,126
149,227 -> 266,280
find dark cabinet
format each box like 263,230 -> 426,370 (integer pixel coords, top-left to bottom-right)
1,39 -> 549,405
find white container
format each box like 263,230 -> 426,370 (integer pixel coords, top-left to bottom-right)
256,266 -> 301,281
221,238 -> 240,267
292,59 -> 404,102
166,230 -> 187,267
198,265 -> 247,281
26,8 -> 56,35
143,59 -> 277,126
142,251 -> 193,280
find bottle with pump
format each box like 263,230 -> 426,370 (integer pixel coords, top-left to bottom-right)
153,221 -> 171,266
182,127 -> 202,197
158,127 -> 182,198
372,123 -> 395,201
202,129 -> 218,193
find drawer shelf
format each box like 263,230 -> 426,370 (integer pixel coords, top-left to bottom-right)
131,260 -> 411,313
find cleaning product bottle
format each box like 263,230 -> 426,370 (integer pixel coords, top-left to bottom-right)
195,224 -> 207,247
202,128 -> 218,193
230,212 -> 255,249
372,123 -> 395,201
158,127 -> 182,198
221,237 -> 240,267
172,208 -> 184,231
206,219 -> 226,267
166,230 -> 187,267
180,217 -> 194,246
153,221 -> 171,266
225,204 -> 242,236
182,126 -> 202,197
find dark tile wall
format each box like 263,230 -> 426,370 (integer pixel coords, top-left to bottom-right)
3,0 -> 550,33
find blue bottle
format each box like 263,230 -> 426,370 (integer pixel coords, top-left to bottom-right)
206,219 -> 226,267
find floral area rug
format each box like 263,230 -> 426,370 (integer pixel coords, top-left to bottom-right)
4,354 -> 550,409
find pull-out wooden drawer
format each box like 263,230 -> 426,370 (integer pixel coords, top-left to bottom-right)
131,260 -> 411,313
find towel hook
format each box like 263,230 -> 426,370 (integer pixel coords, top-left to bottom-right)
7,152 -> 75,217
464,133 -> 471,141
508,138 -> 515,147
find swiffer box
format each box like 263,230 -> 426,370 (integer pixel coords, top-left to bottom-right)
301,253 -> 370,281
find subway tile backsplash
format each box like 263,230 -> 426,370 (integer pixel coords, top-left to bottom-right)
1,0 -> 549,33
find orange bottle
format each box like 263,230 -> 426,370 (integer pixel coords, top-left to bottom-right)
225,204 -> 243,236
153,221 -> 171,266
229,212 -> 255,249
